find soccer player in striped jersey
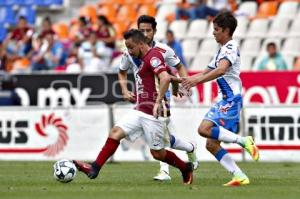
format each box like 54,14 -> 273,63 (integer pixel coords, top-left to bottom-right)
118,15 -> 199,181
182,12 -> 260,186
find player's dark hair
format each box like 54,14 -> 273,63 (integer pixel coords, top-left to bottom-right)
137,15 -> 157,30
124,29 -> 147,43
213,11 -> 237,36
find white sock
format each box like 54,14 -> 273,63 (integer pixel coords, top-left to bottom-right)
212,126 -> 243,145
170,134 -> 194,152
159,161 -> 169,174
219,153 -> 242,175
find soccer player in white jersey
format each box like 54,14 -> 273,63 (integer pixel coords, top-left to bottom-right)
182,12 -> 260,186
118,15 -> 199,181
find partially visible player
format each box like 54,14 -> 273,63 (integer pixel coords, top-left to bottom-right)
118,15 -> 198,181
182,12 -> 259,186
74,29 -> 194,185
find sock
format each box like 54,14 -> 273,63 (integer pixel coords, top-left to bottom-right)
170,134 -> 194,153
215,148 -> 242,175
159,161 -> 169,174
211,126 -> 243,145
95,138 -> 120,168
164,150 -> 187,172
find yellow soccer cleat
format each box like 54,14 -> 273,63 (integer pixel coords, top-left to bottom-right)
223,172 -> 250,187
243,136 -> 260,161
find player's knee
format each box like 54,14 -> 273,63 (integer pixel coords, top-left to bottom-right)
109,127 -> 125,141
150,149 -> 163,161
198,124 -> 211,138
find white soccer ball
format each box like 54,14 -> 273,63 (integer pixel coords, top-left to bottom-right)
53,159 -> 77,183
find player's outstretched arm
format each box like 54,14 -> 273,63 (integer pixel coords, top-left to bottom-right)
182,59 -> 230,90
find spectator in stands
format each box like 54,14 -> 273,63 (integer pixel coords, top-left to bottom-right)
256,42 -> 288,71
176,0 -> 230,20
165,30 -> 187,67
64,42 -> 83,73
31,32 -> 65,71
0,42 -> 6,71
4,16 -> 34,58
95,15 -> 116,50
78,31 -> 111,73
293,57 -> 300,71
39,16 -> 56,39
0,74 -> 20,106
74,16 -> 92,44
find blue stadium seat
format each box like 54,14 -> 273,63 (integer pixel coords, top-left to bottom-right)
17,6 -> 36,25
0,0 -> 22,6
0,6 -> 16,26
33,0 -> 63,7
0,25 -> 7,41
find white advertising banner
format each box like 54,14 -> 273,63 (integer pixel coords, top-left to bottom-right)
0,106 -> 110,160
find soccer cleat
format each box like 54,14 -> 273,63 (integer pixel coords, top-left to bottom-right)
243,136 -> 260,161
187,143 -> 199,170
223,172 -> 250,187
73,160 -> 100,179
181,162 -> 194,185
153,170 -> 171,181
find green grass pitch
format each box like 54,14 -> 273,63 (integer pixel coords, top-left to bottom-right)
1,161 -> 300,199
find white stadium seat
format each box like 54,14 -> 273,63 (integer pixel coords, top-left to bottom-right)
234,16 -> 249,39
288,19 -> 300,38
240,38 -> 262,57
169,20 -> 188,40
281,38 -> 300,56
182,39 -> 200,65
186,19 -> 208,39
235,1 -> 258,18
154,20 -> 168,41
240,54 -> 254,71
246,18 -> 269,38
189,55 -> 213,71
277,1 -> 299,19
196,38 -> 219,56
268,18 -> 291,38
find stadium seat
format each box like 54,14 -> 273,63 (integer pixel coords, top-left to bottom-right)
189,55 -> 212,71
255,1 -> 278,18
281,38 -> 300,56
52,22 -> 69,40
276,1 -> 299,19
284,55 -> 295,70
268,17 -> 290,38
182,39 -> 200,65
79,5 -> 97,23
0,6 -> 16,26
114,21 -> 128,39
235,1 -> 258,18
240,55 -> 254,71
156,3 -> 177,21
116,5 -> 137,24
0,25 -> 7,41
98,4 -> 117,23
98,0 -> 125,6
169,20 -> 188,40
137,4 -> 156,18
154,20 -> 168,41
288,19 -> 300,38
246,18 -> 269,38
0,0 -> 22,6
17,6 -> 36,25
234,17 -> 249,39
241,38 -> 262,56
186,19 -> 208,39
196,39 -> 218,56
205,22 -> 214,39
33,0 -> 64,7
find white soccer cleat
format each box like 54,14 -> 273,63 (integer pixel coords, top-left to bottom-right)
187,143 -> 199,170
153,170 -> 171,181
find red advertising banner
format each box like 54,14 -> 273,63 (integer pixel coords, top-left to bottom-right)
189,71 -> 300,105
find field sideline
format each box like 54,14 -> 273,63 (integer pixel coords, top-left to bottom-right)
0,161 -> 299,199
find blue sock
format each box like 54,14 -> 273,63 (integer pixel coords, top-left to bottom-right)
211,126 -> 220,140
214,148 -> 228,161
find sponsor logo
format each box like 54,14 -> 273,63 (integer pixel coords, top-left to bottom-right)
150,57 -> 161,68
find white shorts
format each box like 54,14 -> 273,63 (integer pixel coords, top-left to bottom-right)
115,110 -> 171,150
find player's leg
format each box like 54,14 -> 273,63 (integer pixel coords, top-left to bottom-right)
206,138 -> 249,186
142,117 -> 193,184
170,134 -> 199,169
74,126 -> 125,179
150,149 -> 194,185
74,110 -> 143,179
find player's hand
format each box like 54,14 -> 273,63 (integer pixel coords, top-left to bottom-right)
181,76 -> 199,90
122,91 -> 136,103
178,85 -> 192,97
153,102 -> 160,119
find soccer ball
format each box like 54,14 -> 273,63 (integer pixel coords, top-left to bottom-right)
53,159 -> 77,183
